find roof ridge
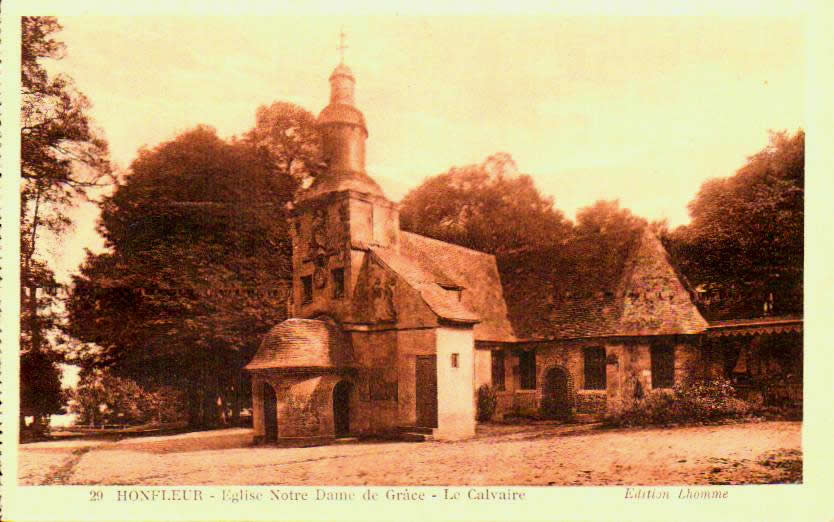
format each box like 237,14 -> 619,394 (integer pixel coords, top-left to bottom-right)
400,230 -> 496,258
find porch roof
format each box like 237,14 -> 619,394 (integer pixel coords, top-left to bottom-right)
706,315 -> 803,337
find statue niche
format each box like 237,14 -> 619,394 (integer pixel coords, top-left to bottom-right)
371,275 -> 397,323
308,208 -> 335,289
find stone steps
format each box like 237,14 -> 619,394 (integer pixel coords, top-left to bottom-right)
394,426 -> 435,442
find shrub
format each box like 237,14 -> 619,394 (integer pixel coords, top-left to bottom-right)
70,369 -> 188,426
476,384 -> 498,422
604,378 -> 754,427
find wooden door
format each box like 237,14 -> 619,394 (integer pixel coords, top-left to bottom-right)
542,368 -> 570,420
416,355 -> 438,428
333,380 -> 352,437
263,383 -> 278,442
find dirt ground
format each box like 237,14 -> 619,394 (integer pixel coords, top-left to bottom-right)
18,421 -> 801,486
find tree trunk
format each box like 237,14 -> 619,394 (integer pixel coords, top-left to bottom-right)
231,371 -> 241,426
187,373 -> 201,428
200,359 -> 219,428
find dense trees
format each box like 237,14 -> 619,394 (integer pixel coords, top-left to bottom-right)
400,153 -> 572,256
21,16 -> 112,431
399,154 -> 646,278
66,125 -> 305,427
664,130 -> 804,320
403,134 -> 802,324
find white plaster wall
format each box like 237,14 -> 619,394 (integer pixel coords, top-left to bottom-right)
435,326 -> 476,440
474,348 -> 492,390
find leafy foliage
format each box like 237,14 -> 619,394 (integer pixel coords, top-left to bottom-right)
476,384 -> 498,422
21,16 -> 112,269
561,200 -> 647,293
20,16 -> 112,430
20,350 -> 66,419
664,130 -> 804,320
400,153 -> 572,256
69,369 -> 187,426
66,126 -> 299,427
604,378 -> 753,427
242,101 -> 325,187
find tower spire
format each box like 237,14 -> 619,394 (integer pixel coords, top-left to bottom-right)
338,28 -> 348,65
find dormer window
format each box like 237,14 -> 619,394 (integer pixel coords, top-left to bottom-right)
438,283 -> 464,301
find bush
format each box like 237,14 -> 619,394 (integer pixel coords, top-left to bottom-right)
604,378 -> 754,427
476,385 -> 498,422
70,369 -> 188,427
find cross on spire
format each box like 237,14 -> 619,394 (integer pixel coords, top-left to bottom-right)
338,28 -> 348,64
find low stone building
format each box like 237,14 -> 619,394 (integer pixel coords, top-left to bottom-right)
476,229 -> 710,420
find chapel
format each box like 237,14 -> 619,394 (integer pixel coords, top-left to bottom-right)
244,59 -> 512,443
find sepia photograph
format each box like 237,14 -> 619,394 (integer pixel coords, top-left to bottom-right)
4,3 -> 827,520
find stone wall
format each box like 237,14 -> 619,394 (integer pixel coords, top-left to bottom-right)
251,373 -> 351,444
350,330 -> 400,435
397,328 -> 437,426
251,375 -> 265,440
483,337 -> 705,421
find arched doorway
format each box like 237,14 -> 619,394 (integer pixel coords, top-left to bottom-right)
263,383 -> 278,443
542,368 -> 571,420
333,380 -> 352,438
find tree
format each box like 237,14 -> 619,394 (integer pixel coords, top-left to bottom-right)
399,153 -> 572,256
242,101 -> 325,187
66,126 -> 297,428
20,16 -> 112,432
566,200 -> 648,291
664,130 -> 804,320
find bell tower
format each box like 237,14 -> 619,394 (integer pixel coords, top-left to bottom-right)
289,33 -> 400,322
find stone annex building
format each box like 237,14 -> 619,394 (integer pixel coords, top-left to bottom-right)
245,60 -> 803,445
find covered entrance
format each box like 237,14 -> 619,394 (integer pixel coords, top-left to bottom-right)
542,367 -> 571,419
416,355 -> 438,427
333,380 -> 352,437
263,383 -> 278,442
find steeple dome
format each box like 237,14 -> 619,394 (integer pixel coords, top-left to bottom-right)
300,38 -> 385,203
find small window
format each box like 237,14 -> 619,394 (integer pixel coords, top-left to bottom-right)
332,268 -> 345,299
451,353 -> 459,368
518,351 -> 536,390
583,346 -> 607,390
492,350 -> 505,391
651,345 -> 675,388
301,275 -> 313,304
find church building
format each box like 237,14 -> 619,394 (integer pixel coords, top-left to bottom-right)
245,60 -> 513,443
245,57 -> 799,445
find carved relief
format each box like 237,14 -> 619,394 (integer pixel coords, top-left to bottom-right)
371,274 -> 397,323
309,207 -> 330,255
307,207 -> 336,290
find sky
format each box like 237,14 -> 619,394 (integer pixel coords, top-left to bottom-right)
42,15 -> 805,283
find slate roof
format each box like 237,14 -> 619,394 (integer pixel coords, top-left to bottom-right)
501,228 -> 708,341
244,318 -> 354,370
317,103 -> 367,131
369,231 -> 516,342
298,169 -> 385,202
